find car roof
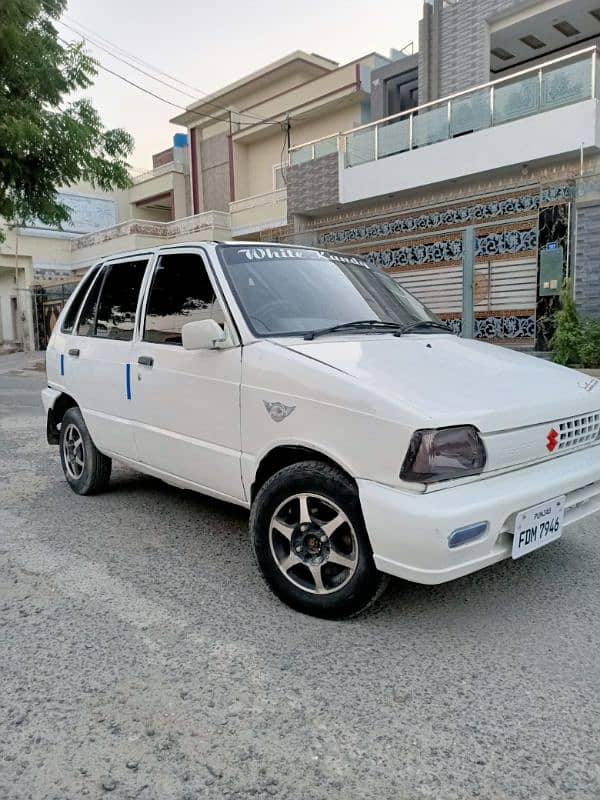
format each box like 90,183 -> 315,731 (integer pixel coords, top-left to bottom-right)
89,241 -> 378,277
92,240 -> 337,267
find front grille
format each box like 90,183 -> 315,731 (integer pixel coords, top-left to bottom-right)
557,413 -> 600,451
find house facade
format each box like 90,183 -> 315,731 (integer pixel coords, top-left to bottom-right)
282,0 -> 600,349
3,0 -> 600,351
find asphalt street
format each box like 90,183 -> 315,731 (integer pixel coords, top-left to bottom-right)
1,369 -> 599,800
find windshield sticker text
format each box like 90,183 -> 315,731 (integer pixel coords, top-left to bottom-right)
235,247 -> 369,268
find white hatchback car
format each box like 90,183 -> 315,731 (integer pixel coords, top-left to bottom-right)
43,242 -> 600,617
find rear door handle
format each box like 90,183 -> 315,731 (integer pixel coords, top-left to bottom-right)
68,348 -> 80,358
138,356 -> 154,368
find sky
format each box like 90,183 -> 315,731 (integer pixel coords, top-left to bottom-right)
62,0 -> 422,169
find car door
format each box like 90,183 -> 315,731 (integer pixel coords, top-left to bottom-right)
130,248 -> 244,502
66,255 -> 151,460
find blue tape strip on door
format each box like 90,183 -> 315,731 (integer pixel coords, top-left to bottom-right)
125,363 -> 132,400
60,354 -> 65,376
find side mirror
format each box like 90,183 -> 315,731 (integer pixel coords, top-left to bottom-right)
182,319 -> 230,350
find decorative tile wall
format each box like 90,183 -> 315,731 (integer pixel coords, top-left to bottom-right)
362,225 -> 538,270
443,314 -> 536,339
320,186 -> 572,246
319,188 -> 573,344
292,183 -> 575,345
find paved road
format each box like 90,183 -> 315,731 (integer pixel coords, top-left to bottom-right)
1,370 -> 599,800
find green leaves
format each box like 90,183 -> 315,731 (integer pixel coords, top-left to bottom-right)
0,0 -> 133,238
550,280 -> 600,368
550,280 -> 583,366
579,319 -> 600,370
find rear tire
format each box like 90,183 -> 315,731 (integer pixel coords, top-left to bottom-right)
250,461 -> 389,619
59,407 -> 112,495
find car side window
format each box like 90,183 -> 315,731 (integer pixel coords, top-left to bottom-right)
61,265 -> 101,334
76,268 -> 105,337
77,260 -> 147,340
95,260 -> 147,340
143,253 -> 225,346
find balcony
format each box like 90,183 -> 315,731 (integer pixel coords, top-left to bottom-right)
129,160 -> 188,220
130,160 -> 186,185
288,47 -> 600,206
69,211 -> 231,266
229,188 -> 287,236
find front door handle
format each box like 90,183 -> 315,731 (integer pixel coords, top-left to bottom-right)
68,348 -> 80,358
138,356 -> 154,368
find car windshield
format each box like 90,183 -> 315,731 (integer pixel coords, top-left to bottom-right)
217,245 -> 440,337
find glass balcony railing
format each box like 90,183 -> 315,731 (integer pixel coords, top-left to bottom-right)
288,47 -> 598,170
343,47 -> 597,168
289,135 -> 338,166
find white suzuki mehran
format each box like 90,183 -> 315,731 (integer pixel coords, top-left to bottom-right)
43,242 -> 600,617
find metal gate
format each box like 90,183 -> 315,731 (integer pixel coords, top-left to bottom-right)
32,281 -> 79,350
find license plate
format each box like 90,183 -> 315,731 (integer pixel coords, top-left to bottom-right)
512,495 -> 565,560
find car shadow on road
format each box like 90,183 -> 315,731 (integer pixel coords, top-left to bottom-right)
73,464 -> 600,628
105,466 -> 249,521
374,531 -> 595,627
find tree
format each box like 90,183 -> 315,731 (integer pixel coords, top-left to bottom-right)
0,0 -> 133,240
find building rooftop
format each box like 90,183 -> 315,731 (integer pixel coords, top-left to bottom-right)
170,51 -> 338,127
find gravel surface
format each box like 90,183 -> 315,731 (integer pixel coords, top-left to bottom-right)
1,371 -> 599,800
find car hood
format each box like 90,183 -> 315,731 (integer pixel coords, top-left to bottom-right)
279,334 -> 600,431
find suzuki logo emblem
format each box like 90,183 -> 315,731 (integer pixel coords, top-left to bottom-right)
546,428 -> 559,452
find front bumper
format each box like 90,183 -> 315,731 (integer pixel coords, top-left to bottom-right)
359,444 -> 600,584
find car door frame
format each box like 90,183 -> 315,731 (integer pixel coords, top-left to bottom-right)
130,244 -> 246,503
65,250 -> 158,459
133,244 -> 241,347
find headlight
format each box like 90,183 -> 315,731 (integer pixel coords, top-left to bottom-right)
400,425 -> 486,484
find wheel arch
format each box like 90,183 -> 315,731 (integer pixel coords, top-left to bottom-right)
47,392 -> 78,445
251,444 -> 356,503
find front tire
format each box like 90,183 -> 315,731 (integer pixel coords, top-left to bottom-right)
250,461 -> 389,619
59,407 -> 112,495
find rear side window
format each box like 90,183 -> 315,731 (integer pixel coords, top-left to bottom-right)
60,266 -> 100,334
76,268 -> 105,337
77,260 -> 147,340
143,253 -> 224,345
95,260 -> 147,340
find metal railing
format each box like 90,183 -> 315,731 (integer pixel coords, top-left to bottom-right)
288,46 -> 598,170
346,46 -> 597,167
131,160 -> 186,184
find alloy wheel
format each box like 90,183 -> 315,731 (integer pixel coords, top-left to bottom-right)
62,423 -> 86,480
269,492 -> 358,594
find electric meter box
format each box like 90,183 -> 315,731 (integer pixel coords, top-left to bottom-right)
539,246 -> 564,296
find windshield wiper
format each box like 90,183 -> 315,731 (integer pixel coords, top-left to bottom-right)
397,320 -> 451,335
303,320 -> 403,341
303,319 -> 451,341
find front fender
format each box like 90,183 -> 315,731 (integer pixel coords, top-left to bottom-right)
241,436 -> 358,496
